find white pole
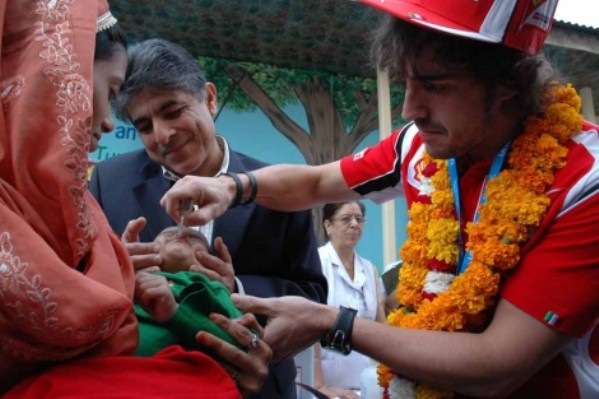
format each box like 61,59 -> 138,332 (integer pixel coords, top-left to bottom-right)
580,86 -> 596,124
376,69 -> 397,267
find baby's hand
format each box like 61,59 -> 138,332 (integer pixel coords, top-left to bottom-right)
134,272 -> 178,322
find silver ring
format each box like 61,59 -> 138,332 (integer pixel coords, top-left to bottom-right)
231,369 -> 239,382
250,333 -> 259,349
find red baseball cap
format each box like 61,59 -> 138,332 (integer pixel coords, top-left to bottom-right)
360,0 -> 559,54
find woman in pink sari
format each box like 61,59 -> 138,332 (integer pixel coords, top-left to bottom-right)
0,2 -> 269,397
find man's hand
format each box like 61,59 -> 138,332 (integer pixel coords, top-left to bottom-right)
134,272 -> 178,322
160,175 -> 234,227
197,312 -> 272,397
122,217 -> 162,272
232,295 -> 335,362
189,236 -> 235,293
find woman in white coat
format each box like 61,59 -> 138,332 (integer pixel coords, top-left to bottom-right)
314,201 -> 386,399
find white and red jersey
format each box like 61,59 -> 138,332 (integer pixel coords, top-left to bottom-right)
340,122 -> 599,398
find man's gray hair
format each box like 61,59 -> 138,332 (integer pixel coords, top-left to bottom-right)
114,38 -> 207,122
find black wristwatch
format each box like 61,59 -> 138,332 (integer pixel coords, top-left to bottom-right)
320,306 -> 357,355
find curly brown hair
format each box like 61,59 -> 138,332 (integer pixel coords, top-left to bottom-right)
371,16 -> 560,117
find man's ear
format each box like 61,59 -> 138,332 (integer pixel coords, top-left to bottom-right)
205,82 -> 218,116
497,84 -> 519,103
494,84 -> 520,115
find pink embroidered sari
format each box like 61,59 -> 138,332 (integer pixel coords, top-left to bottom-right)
0,0 -> 137,388
0,3 -> 240,397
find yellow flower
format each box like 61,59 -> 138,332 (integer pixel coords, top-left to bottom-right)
409,202 -> 432,222
431,189 -> 454,208
407,221 -> 429,241
401,242 -> 429,265
427,219 -> 460,243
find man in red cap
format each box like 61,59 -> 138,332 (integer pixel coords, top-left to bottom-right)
160,1 -> 599,397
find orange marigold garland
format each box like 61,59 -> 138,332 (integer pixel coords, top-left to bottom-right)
378,85 -> 584,399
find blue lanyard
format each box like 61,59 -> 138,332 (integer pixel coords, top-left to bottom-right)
447,141 -> 511,275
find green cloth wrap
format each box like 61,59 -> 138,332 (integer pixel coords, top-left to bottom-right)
135,271 -> 244,357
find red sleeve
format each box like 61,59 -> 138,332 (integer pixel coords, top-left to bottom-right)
340,129 -> 404,195
501,191 -> 599,337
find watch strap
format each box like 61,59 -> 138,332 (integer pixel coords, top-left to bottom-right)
320,306 -> 357,355
222,172 -> 243,208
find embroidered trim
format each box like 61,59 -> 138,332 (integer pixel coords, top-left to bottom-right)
35,0 -> 96,258
0,232 -> 116,361
96,11 -> 117,33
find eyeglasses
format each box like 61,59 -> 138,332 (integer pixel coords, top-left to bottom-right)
332,214 -> 366,225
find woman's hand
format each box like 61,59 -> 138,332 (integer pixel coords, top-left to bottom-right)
122,217 -> 162,272
196,312 -> 272,397
134,272 -> 178,322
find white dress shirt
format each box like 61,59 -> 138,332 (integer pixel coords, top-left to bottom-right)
162,136 -> 245,293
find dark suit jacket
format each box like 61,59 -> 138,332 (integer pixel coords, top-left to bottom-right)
89,148 -> 327,399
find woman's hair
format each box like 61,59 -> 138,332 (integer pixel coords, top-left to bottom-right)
114,38 -> 208,122
94,24 -> 127,61
371,16 -> 558,116
322,201 -> 366,224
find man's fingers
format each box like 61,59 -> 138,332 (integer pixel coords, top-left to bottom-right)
188,264 -> 221,281
122,217 -> 147,243
213,236 -> 232,263
207,313 -> 272,363
232,294 -> 272,316
194,252 -> 220,270
234,313 -> 265,337
188,264 -> 203,273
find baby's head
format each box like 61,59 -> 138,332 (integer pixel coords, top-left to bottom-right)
154,227 -> 210,273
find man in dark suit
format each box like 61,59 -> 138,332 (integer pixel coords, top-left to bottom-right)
89,38 -> 327,399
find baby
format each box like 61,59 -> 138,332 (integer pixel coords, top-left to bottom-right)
155,226 -> 211,274
134,226 -> 245,357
